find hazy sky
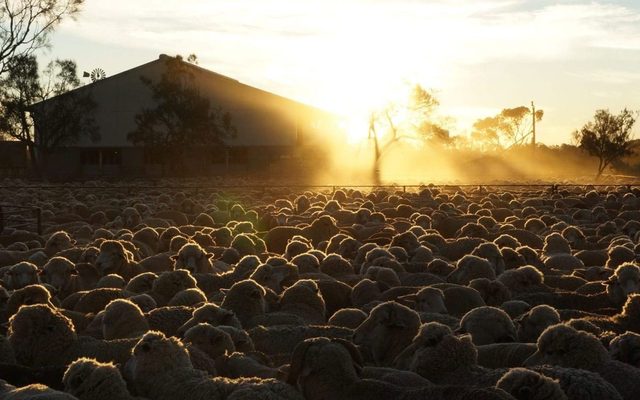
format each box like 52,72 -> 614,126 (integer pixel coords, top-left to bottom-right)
48,0 -> 640,145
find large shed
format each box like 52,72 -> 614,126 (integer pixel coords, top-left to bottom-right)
30,54 -> 338,179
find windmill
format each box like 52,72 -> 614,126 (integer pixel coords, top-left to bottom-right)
83,68 -> 107,82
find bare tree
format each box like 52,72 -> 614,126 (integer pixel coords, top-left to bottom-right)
573,108 -> 637,179
0,0 -> 84,75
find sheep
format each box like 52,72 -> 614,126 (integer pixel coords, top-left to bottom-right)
127,331 -> 303,400
278,279 -> 326,325
315,279 -> 352,317
146,305 -> 194,337
605,262 -> 640,306
183,323 -> 235,360
148,269 -> 198,306
0,380 -> 78,399
431,284 -> 486,318
469,278 -> 511,307
496,368 -> 567,400
609,332 -> 640,367
168,287 -> 207,307
172,242 -> 215,275
394,322 -> 621,399
94,240 -> 144,281
3,262 -> 39,290
606,245 -> 636,270
72,287 -> 125,314
63,357 -> 142,400
401,287 -> 448,314
353,301 -> 421,366
497,266 -> 550,295
471,242 -> 506,275
525,323 -> 640,400
249,262 -> 299,294
214,351 -> 280,380
457,306 -> 518,345
328,308 -> 368,329
5,284 -> 56,318
570,293 -> 640,334
448,255 -> 496,285
101,299 -> 149,340
39,257 -> 99,300
515,305 -> 561,343
96,273 -> 126,289
124,271 -> 158,294
476,343 -> 537,369
8,304 -> 136,368
177,303 -> 242,336
287,336 -> 513,400
220,279 -> 267,328
44,231 -> 76,257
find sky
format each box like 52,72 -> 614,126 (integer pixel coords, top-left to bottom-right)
46,0 -> 640,145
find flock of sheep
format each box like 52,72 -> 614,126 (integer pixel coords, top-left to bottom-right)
1,181 -> 640,399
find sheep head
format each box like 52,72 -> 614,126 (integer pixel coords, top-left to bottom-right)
172,242 -> 213,275
95,240 -> 132,277
524,324 -> 609,370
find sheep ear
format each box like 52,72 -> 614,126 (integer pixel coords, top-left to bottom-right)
287,340 -> 314,386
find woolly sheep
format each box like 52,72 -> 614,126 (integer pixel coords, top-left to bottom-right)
515,305 -> 561,343
63,357 -> 141,400
278,279 -> 326,325
353,301 -> 421,366
128,331 -> 303,400
149,269 -> 198,307
4,262 -> 39,290
102,299 -> 149,340
496,368 -> 567,400
448,255 -> 496,285
458,306 -> 518,345
525,323 -> 640,400
94,240 -> 143,281
469,278 -> 512,307
609,332 -> 640,367
172,242 -> 214,274
183,323 -> 235,359
177,303 -> 242,336
168,287 -> 207,307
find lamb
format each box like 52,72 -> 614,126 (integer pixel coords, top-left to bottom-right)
63,357 -> 142,400
278,279 -> 326,325
524,323 -> 640,400
8,304 -> 136,368
353,301 -> 421,366
127,331 -> 303,400
101,299 -> 149,340
457,306 -> 518,345
496,368 -> 567,400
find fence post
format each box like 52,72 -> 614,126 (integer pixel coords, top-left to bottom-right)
35,207 -> 42,235
0,206 -> 3,234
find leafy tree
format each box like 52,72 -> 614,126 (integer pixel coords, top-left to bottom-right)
366,84 -> 450,183
0,0 -> 84,75
0,54 -> 98,173
471,106 -> 543,149
127,55 -> 236,175
573,108 -> 637,179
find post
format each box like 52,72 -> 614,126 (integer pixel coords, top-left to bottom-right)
0,206 -> 4,234
531,101 -> 536,149
35,207 -> 42,235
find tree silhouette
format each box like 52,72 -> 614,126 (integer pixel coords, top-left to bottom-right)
0,0 -> 84,75
573,108 -> 637,179
127,55 -> 236,175
0,54 -> 98,173
471,106 -> 543,149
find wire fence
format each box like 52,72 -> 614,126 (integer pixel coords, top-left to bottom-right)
0,205 -> 42,235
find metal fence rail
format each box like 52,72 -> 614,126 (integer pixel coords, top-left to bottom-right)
0,204 -> 42,235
